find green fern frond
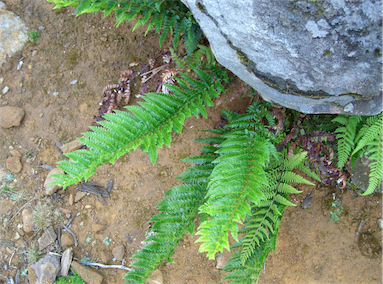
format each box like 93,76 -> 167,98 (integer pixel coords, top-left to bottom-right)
239,151 -> 313,264
332,115 -> 362,167
52,68 -> 226,189
352,114 -> 382,155
124,182 -> 208,283
362,134 -> 383,195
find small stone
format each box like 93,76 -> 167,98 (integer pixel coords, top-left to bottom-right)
216,249 -> 231,270
0,106 -> 25,128
85,205 -> 92,209
100,36 -> 107,42
71,261 -> 103,284
99,250 -> 112,264
9,149 -> 21,157
60,248 -> 73,277
31,255 -> 60,284
44,167 -> 65,195
2,86 -> 9,94
59,207 -> 71,214
39,113 -> 43,118
28,64 -> 32,70
22,208 -> 34,233
91,223 -> 106,233
75,191 -> 87,203
38,226 -> 57,251
69,194 -> 74,205
61,232 -> 74,247
70,80 -> 77,85
61,139 -> 84,153
14,232 -> 20,240
6,156 -> 22,173
31,50 -> 38,56
378,218 -> 383,229
112,245 -> 125,261
146,269 -> 163,284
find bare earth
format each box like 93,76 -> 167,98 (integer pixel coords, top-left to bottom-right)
0,1 -> 382,283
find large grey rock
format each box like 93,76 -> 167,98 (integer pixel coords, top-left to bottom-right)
31,255 -> 60,284
182,0 -> 382,115
0,1 -> 29,66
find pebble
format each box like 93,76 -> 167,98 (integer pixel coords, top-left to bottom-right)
6,156 -> 22,173
216,249 -> 231,270
70,80 -> 77,85
112,245 -> 125,261
31,255 -> 60,284
61,232 -> 75,247
61,139 -> 84,153
14,232 -> 20,240
38,226 -> 57,251
2,86 -> 9,94
31,50 -> 38,56
75,191 -> 87,203
59,207 -> 71,214
44,167 -> 65,195
68,194 -> 74,205
378,219 -> 382,229
85,204 -> 92,209
71,261 -> 103,284
60,248 -> 73,277
0,106 -> 25,128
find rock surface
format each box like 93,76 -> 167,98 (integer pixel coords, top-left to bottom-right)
145,269 -> 163,284
70,261 -> 103,284
112,245 -> 125,261
30,255 -> 60,284
5,156 -> 22,173
0,1 -> 29,66
60,248 -> 73,277
182,0 -> 382,115
60,139 -> 84,153
61,232 -> 74,247
0,106 -> 25,128
44,167 -> 64,195
22,208 -> 34,233
38,226 -> 57,251
216,249 -> 231,270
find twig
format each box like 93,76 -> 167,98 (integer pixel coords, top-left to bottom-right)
60,224 -> 78,246
0,274 -> 14,284
8,250 -> 16,267
10,196 -> 38,221
80,261 -> 132,271
356,220 -> 365,236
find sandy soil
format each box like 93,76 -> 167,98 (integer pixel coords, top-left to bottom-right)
0,1 -> 382,284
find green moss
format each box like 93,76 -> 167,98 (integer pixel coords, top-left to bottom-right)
322,49 -> 331,57
374,48 -> 381,57
236,50 -> 249,66
65,51 -> 79,69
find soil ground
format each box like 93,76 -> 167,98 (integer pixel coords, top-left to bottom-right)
0,1 -> 382,284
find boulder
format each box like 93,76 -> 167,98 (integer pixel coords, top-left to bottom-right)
30,255 -> 60,284
0,2 -> 29,66
182,0 -> 382,115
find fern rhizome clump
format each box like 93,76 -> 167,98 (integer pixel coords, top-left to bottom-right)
45,1 -> 383,283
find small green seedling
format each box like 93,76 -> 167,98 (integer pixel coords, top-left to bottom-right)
54,269 -> 84,284
29,30 -> 40,42
329,200 -> 343,222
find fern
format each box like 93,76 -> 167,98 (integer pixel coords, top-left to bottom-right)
332,115 -> 361,168
47,0 -> 203,54
333,113 -> 382,195
124,142 -> 219,283
51,68 -> 226,189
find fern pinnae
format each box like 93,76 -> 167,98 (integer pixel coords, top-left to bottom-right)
52,68 -> 226,189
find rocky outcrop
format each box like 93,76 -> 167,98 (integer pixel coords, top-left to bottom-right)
0,1 -> 29,66
182,0 -> 382,115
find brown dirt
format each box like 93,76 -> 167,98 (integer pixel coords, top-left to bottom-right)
0,1 -> 381,284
